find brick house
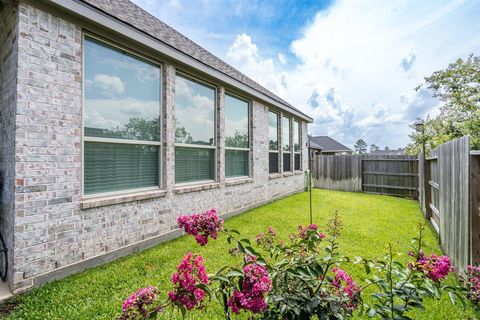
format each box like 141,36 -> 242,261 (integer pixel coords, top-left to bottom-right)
0,0 -> 313,294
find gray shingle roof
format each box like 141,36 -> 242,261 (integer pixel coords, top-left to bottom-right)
80,0 -> 310,120
308,136 -> 352,152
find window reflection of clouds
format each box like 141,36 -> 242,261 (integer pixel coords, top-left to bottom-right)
225,94 -> 249,149
84,37 -> 160,141
294,121 -> 301,152
175,75 -> 215,145
282,116 -> 291,151
268,111 -> 278,151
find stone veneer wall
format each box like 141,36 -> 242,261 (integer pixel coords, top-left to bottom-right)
9,1 -> 309,293
0,0 -> 19,286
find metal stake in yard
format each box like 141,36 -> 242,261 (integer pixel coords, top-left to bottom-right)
308,139 -> 313,225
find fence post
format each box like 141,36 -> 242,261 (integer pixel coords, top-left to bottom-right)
424,157 -> 432,220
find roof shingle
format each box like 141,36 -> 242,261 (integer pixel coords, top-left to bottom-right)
308,136 -> 352,152
80,0 -> 310,119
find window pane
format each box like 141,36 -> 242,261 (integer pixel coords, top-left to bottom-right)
175,75 -> 215,146
269,111 -> 278,150
226,150 -> 248,177
84,142 -> 159,195
283,153 -> 291,172
295,153 -> 301,171
175,147 -> 214,183
269,152 -> 279,173
84,37 -> 161,141
282,116 -> 291,151
294,121 -> 301,152
225,94 -> 249,148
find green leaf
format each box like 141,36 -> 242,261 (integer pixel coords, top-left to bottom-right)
226,270 -> 243,277
237,241 -> 245,254
245,246 -> 257,257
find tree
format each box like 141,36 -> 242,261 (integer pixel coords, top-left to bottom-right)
369,144 -> 379,153
354,139 -> 368,154
406,54 -> 480,154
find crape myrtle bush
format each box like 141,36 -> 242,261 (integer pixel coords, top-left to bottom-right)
118,209 -> 468,320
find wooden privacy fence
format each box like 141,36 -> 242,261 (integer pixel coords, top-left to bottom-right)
312,154 -> 418,198
418,136 -> 480,272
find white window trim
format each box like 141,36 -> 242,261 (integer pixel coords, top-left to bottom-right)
174,72 -> 218,185
81,33 -> 164,198
294,120 -> 302,171
224,91 -> 251,178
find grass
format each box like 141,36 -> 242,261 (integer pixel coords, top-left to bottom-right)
3,189 -> 478,319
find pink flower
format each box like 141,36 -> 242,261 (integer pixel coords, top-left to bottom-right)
409,251 -> 453,281
331,268 -> 360,310
169,253 -> 209,310
227,264 -> 271,314
177,209 -> 224,246
465,265 -> 480,304
298,224 -> 325,240
118,286 -> 162,319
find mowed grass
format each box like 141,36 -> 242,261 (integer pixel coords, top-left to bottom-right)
3,189 -> 478,319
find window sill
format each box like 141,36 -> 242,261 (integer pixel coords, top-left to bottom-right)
269,173 -> 282,180
294,170 -> 303,175
225,177 -> 253,187
283,172 -> 293,177
174,182 -> 220,195
81,189 -> 167,209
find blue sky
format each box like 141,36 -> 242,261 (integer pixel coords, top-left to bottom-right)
132,0 -> 480,149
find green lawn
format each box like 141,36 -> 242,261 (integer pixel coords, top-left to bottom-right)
3,189 -> 478,319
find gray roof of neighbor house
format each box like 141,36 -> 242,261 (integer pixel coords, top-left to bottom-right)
308,136 -> 352,152
55,0 -> 312,122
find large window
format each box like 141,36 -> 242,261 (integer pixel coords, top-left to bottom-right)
294,120 -> 301,171
282,116 -> 291,172
83,36 -> 161,195
225,93 -> 249,178
175,74 -> 216,183
268,111 -> 279,173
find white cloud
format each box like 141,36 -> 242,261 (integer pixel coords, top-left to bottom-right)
85,98 -> 160,130
94,74 -> 125,95
224,0 -> 480,149
278,53 -> 287,65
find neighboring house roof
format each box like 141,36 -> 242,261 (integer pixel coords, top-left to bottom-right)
370,149 -> 405,155
308,136 -> 352,153
69,0 -> 312,122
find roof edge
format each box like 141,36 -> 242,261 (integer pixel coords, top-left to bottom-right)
43,0 -> 313,122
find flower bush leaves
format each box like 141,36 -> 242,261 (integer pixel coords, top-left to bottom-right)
118,209 -> 464,320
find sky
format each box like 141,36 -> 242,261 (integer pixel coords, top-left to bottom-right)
132,0 -> 480,149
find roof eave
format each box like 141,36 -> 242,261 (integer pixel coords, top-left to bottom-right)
42,0 -> 313,123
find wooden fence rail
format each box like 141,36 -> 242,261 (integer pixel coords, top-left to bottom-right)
312,154 -> 418,198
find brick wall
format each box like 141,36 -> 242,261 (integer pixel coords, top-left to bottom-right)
0,1 -> 19,285
9,1 -> 309,293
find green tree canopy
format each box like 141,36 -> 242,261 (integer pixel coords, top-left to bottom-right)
406,54 -> 480,154
354,139 -> 368,154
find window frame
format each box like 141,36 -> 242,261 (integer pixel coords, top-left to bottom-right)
294,120 -> 302,171
81,33 -> 163,198
268,110 -> 280,174
224,91 -> 251,179
282,115 -> 292,172
174,71 -> 218,186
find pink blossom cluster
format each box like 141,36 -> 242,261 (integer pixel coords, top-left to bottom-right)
118,286 -> 162,319
168,253 -> 209,310
227,264 -> 272,314
298,223 -> 326,239
408,251 -> 453,281
255,227 -> 277,248
177,208 -> 224,245
464,265 -> 480,304
331,267 -> 360,310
